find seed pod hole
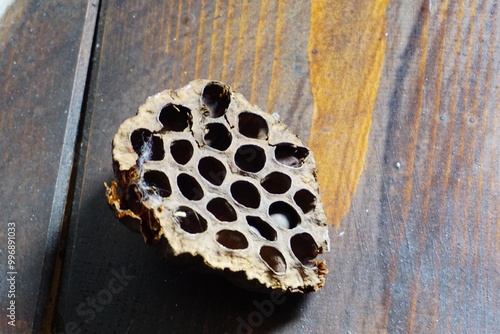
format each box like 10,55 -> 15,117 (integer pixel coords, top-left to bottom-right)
130,128 -> 165,161
143,170 -> 172,198
202,82 -> 231,118
290,233 -> 319,266
216,230 -> 249,249
246,216 -> 277,241
204,123 -> 232,151
269,201 -> 300,229
207,197 -> 237,222
177,173 -> 204,200
274,143 -> 309,168
159,103 -> 192,131
294,189 -> 317,214
230,181 -> 260,209
234,145 -> 266,173
260,246 -> 287,274
174,206 -> 208,234
131,128 -> 152,154
261,172 -> 292,194
170,140 -> 194,165
238,112 -> 269,140
198,157 -> 226,186
126,185 -> 144,214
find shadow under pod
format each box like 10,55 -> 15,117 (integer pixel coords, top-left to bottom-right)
55,188 -> 305,334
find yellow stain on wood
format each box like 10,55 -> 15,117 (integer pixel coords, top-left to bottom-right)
308,0 -> 390,226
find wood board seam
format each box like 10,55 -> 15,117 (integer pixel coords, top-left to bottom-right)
32,1 -> 100,332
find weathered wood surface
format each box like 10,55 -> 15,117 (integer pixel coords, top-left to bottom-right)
1,0 -> 499,333
55,0 -> 500,333
0,1 -> 97,332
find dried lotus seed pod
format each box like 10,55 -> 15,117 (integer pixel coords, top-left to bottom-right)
105,79 -> 330,293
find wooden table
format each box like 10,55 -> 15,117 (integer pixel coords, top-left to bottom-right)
1,0 -> 499,333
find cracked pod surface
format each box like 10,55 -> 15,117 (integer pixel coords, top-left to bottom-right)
105,79 -> 330,293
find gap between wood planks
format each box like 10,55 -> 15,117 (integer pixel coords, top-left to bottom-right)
33,1 -> 101,332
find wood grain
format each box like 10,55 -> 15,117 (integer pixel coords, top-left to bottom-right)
0,0 -> 97,332
13,0 -> 497,333
328,0 -> 500,332
309,0 -> 390,226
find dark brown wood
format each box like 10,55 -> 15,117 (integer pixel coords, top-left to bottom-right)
369,1 -> 500,332
2,0 -> 499,333
0,0 -> 98,332
53,0 -> 500,333
331,0 -> 500,332
56,0 -> 500,333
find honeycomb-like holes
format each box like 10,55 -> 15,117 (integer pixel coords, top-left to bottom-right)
204,123 -> 232,151
261,172 -> 292,194
216,230 -> 249,249
230,181 -> 260,209
177,173 -> 204,200
173,206 -> 207,234
198,157 -> 226,186
170,140 -> 194,165
246,216 -> 277,241
202,82 -> 231,118
269,201 -> 300,229
234,145 -> 266,173
130,128 -> 165,161
143,170 -> 172,198
290,233 -> 319,267
294,189 -> 317,214
260,246 -> 287,274
159,103 -> 192,131
238,112 -> 269,140
207,198 -> 237,222
274,143 -> 309,168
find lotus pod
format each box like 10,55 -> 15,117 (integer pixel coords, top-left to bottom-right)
105,79 -> 330,293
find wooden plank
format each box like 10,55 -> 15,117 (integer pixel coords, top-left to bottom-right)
309,0 -> 390,226
0,0 -> 98,332
382,1 -> 499,332
327,0 -> 500,333
56,0 -> 500,333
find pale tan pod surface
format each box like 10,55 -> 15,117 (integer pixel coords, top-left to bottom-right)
105,79 -> 330,293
